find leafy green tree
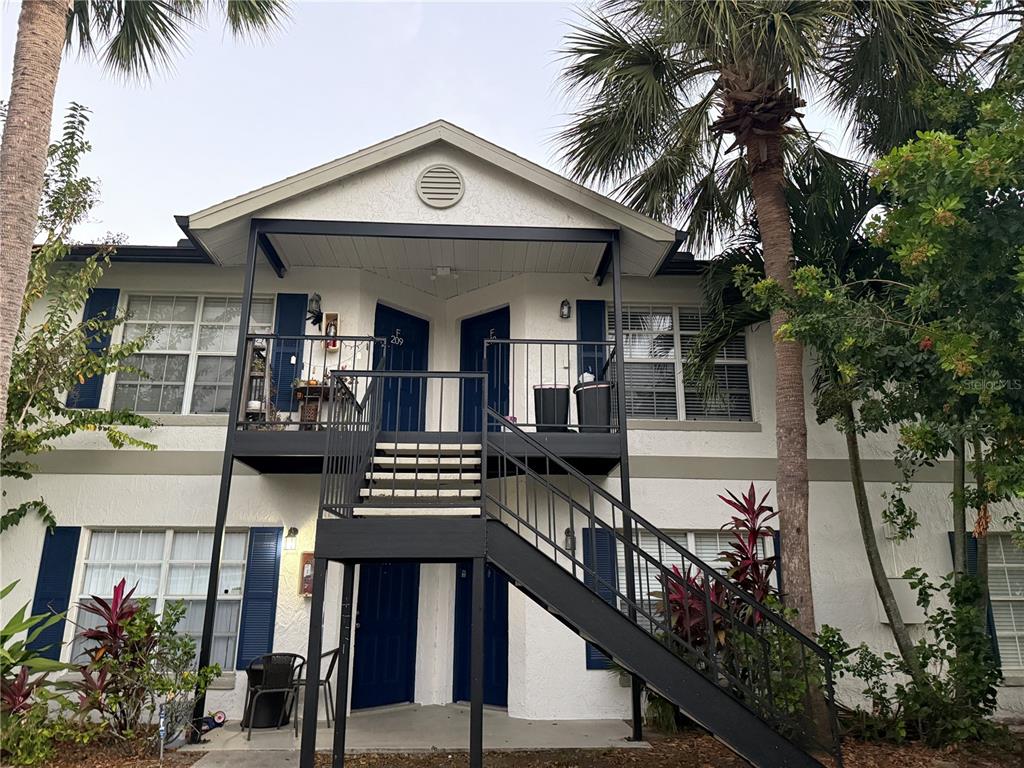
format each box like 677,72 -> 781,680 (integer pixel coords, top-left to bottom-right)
557,0 -> 967,634
687,161 -> 930,684
2,104 -> 155,533
0,1 -> 289,442
740,80 -> 1024,653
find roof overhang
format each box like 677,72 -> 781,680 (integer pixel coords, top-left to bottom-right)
180,120 -> 679,279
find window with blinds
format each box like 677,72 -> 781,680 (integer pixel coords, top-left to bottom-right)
71,529 -> 248,669
608,304 -> 752,421
989,534 -> 1024,671
616,529 -> 772,619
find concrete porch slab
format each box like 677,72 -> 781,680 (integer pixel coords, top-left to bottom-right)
187,703 -> 647,760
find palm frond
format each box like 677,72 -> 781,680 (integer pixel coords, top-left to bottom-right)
819,0 -> 971,154
222,0 -> 289,39
65,0 -> 287,80
558,10 -> 714,189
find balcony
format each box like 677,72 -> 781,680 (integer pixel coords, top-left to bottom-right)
230,335 -> 623,476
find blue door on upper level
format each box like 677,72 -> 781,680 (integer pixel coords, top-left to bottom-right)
452,560 -> 509,707
373,304 -> 430,431
460,306 -> 510,431
351,561 -> 420,709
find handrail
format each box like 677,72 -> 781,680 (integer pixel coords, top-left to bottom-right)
487,408 -> 829,654
245,333 -> 385,343
485,406 -> 841,762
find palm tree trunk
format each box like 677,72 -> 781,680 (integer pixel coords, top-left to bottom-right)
0,0 -> 67,431
842,400 -> 926,685
745,133 -> 815,636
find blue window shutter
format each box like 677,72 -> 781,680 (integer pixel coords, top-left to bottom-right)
947,532 -> 1001,668
29,527 -> 81,660
67,288 -> 120,409
582,526 -> 617,669
271,294 -> 308,411
236,527 -> 283,670
772,529 -> 783,594
576,300 -> 607,379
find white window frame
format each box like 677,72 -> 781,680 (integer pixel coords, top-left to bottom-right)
66,528 -> 248,671
609,304 -> 754,422
105,293 -> 275,415
989,533 -> 1024,673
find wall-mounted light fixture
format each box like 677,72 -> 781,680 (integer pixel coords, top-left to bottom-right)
559,299 -> 572,320
284,526 -> 299,550
563,527 -> 576,556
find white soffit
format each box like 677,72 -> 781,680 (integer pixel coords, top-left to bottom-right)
265,234 -> 606,300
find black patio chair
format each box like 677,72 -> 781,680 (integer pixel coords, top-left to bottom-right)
243,652 -> 305,741
299,647 -> 341,728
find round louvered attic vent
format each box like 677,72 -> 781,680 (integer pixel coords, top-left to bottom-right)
416,164 -> 464,208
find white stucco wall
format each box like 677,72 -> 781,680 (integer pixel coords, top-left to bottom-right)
4,259 -> 1022,723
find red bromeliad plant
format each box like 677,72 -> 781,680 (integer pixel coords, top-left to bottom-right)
660,483 -> 780,649
73,578 -> 156,736
663,564 -> 728,649
0,666 -> 43,715
718,483 -> 780,607
77,578 -> 141,663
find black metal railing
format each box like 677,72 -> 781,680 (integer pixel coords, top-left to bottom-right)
235,334 -> 384,430
484,409 -> 842,764
482,339 -> 619,433
320,370 -> 487,511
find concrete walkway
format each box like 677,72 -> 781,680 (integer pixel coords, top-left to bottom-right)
188,703 -> 646,766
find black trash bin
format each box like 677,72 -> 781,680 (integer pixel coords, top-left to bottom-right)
533,384 -> 570,432
574,381 -> 614,433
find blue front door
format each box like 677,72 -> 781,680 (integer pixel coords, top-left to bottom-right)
452,560 -> 509,707
351,561 -> 420,709
373,304 -> 430,431
460,306 -> 510,431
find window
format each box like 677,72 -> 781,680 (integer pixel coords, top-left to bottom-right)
617,529 -> 772,613
113,295 -> 273,414
989,534 -> 1024,671
608,305 -> 752,421
71,529 -> 248,670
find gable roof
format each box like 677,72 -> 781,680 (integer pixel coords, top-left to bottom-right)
185,120 -> 678,246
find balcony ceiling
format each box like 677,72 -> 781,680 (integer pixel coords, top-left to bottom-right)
266,233 -> 606,299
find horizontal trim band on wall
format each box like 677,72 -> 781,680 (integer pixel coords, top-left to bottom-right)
22,449 -> 953,483
612,457 -> 953,483
24,450 -> 256,476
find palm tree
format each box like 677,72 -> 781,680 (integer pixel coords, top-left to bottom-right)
557,0 -> 965,636
691,160 -> 930,685
0,0 -> 288,434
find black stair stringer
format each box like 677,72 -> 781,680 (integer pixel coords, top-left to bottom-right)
485,519 -> 825,768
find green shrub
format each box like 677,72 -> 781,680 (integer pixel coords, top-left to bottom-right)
819,570 -> 1003,746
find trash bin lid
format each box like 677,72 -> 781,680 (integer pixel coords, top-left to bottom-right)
573,381 -> 614,392
533,384 -> 570,389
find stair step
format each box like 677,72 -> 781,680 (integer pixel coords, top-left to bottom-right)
357,508 -> 483,517
375,443 -> 481,454
359,488 -> 482,498
366,472 -> 481,481
373,456 -> 481,467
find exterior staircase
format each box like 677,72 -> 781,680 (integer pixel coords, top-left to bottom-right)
317,371 -> 842,767
360,440 -> 483,503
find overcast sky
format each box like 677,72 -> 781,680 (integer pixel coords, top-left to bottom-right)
2,1 -> 848,248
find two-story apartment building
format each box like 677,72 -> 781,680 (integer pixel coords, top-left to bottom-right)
3,122 -> 1021,767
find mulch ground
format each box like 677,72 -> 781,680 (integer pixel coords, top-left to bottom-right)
311,730 -> 1024,768
43,738 -> 204,768
36,729 -> 1024,768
